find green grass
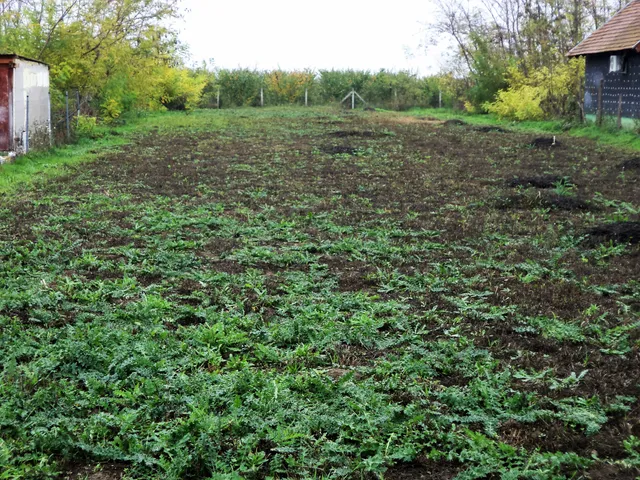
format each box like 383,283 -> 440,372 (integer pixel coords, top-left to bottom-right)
0,137 -> 125,195
407,107 -> 640,151
0,109 -> 236,196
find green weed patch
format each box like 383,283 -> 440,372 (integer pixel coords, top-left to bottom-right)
0,107 -> 638,479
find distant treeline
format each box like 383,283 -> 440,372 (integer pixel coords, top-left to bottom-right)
196,68 -> 452,111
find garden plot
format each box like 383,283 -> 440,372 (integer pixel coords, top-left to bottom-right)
0,108 -> 639,480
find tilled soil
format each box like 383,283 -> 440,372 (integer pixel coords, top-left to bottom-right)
1,109 -> 639,479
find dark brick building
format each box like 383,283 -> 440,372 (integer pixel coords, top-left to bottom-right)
568,0 -> 640,118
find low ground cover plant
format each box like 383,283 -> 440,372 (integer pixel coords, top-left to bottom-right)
0,108 -> 638,479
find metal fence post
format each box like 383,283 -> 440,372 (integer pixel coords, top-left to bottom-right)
217,88 -> 220,109
260,88 -> 264,107
439,90 -> 442,109
25,95 -> 29,153
76,90 -> 80,126
351,90 -> 355,110
65,91 -> 70,139
305,88 -> 308,107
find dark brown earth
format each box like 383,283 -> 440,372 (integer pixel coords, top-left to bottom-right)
61,462 -> 127,480
586,222 -> 640,245
508,175 -> 572,189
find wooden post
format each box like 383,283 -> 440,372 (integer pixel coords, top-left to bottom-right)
596,78 -> 604,127
394,89 -> 398,110
578,90 -> 585,124
439,90 -> 442,109
305,88 -> 308,107
260,88 -> 264,107
65,91 -> 70,139
76,90 -> 80,127
217,88 -> 220,109
617,94 -> 623,129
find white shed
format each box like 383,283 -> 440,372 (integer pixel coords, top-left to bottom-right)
0,54 -> 51,154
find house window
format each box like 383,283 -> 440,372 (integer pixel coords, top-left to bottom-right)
610,55 -> 624,73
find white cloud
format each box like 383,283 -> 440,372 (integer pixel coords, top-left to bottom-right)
176,0 -> 446,75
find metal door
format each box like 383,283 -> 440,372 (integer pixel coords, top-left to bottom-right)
0,66 -> 12,151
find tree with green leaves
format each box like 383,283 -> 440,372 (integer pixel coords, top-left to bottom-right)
0,0 -> 204,118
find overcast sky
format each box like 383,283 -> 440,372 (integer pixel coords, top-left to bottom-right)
177,0 -> 447,75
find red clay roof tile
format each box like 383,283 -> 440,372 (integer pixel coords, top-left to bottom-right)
568,0 -> 640,56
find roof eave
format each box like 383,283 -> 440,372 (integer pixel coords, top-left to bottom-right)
566,0 -> 640,58
567,45 -> 639,57
0,54 -> 49,67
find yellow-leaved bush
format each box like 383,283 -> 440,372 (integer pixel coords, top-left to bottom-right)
485,86 -> 544,120
265,70 -> 314,105
156,67 -> 207,111
485,58 -> 585,120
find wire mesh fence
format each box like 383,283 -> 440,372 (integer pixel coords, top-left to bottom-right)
50,90 -> 90,147
6,89 -> 88,154
6,80 -> 445,156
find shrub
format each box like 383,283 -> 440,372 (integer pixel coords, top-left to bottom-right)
157,67 -> 207,111
76,115 -> 99,139
467,33 -> 509,110
318,70 -> 372,103
485,58 -> 585,120
265,70 -> 314,105
216,69 -> 264,107
101,98 -> 123,122
485,85 -> 544,120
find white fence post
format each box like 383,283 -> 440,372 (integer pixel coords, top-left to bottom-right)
305,88 -> 308,107
260,88 -> 264,107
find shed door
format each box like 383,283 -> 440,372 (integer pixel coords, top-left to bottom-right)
0,66 -> 11,151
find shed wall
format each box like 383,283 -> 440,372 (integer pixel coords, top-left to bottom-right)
12,59 -> 50,151
584,51 -> 640,118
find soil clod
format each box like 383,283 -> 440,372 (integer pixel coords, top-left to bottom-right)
497,193 -> 592,211
620,158 -> 640,171
330,130 -> 376,138
321,145 -> 358,155
508,175 -> 572,189
474,125 -> 510,133
531,137 -> 560,148
586,222 -> 640,245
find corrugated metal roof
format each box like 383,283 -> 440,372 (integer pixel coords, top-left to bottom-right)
568,0 -> 640,56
